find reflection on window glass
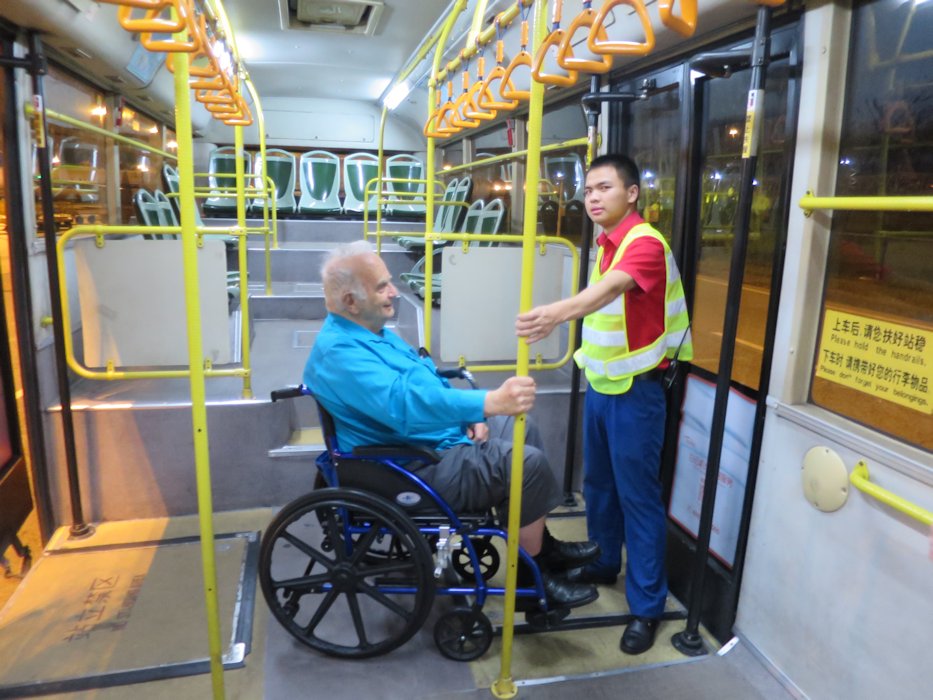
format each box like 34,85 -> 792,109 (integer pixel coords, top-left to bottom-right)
539,102 -> 587,242
37,67 -> 110,233
118,107 -> 164,224
812,0 -> 933,450
629,83 -> 681,242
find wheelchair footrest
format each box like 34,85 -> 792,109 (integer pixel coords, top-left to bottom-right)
523,606 -> 571,629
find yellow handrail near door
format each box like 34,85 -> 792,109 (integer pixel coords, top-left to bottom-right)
851,461 -> 933,526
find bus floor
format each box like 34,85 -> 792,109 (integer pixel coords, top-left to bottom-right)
0,508 -> 795,700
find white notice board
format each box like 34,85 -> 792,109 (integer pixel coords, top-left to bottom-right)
668,374 -> 756,567
74,237 -> 231,368
440,246 -> 564,363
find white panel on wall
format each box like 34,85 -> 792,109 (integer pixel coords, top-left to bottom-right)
74,238 -> 230,367
265,109 -> 375,145
440,246 -> 563,363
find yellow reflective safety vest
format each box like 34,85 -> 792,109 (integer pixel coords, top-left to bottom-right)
573,223 -> 693,395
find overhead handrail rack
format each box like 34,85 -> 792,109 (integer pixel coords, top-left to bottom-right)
851,461 -> 933,526
799,192 -> 933,214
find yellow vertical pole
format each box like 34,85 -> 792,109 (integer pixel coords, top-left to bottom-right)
377,107 -> 389,255
492,1 -> 547,697
172,21 -> 226,700
423,0 -> 467,353
235,124 -> 253,398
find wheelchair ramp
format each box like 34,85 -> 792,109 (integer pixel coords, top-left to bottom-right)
0,528 -> 259,698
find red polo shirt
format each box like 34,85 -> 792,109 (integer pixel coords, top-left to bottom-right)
595,211 -> 668,365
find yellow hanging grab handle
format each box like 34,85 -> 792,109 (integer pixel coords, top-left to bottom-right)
500,19 -> 533,102
423,89 -> 446,139
464,56 -> 497,121
450,59 -> 482,129
558,2 -> 613,74
658,0 -> 697,38
116,0 -> 191,36
480,38 -> 520,111
166,14 -> 219,76
95,0 -> 171,9
588,0 -> 655,57
435,81 -> 463,137
531,0 -> 579,87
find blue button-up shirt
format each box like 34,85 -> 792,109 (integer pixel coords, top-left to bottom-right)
303,314 -> 487,452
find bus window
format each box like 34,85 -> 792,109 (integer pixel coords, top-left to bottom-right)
811,0 -> 933,451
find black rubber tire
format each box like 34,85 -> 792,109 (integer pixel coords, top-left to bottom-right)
259,487 -> 435,659
433,607 -> 493,661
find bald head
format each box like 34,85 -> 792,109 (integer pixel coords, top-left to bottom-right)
321,240 -> 398,332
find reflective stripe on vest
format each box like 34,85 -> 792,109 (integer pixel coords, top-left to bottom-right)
573,223 -> 693,393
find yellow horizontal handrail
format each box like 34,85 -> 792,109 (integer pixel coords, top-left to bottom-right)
799,192 -> 933,215
850,461 -> 933,526
26,104 -> 176,160
56,223 -> 250,382
442,137 -> 589,175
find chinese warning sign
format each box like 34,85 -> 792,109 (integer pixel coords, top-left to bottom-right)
816,309 -> 931,414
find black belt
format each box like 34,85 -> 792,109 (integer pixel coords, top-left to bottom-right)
633,368 -> 665,383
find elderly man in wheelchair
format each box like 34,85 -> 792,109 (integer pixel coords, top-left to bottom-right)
260,241 -> 600,660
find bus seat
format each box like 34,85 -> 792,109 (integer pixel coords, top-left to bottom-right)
253,149 -> 297,216
384,153 -> 427,219
163,163 -> 237,251
203,146 -> 250,218
395,176 -> 475,252
400,198 -> 506,303
297,150 -> 341,216
342,152 -> 381,217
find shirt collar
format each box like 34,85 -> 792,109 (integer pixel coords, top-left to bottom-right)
329,312 -> 388,341
595,210 -> 645,251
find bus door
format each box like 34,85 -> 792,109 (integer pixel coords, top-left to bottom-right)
608,23 -> 801,642
0,30 -> 47,609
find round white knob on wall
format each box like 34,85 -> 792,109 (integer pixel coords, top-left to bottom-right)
802,446 -> 849,512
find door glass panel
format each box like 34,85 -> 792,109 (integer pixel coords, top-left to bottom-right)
692,59 -> 790,391
629,82 -> 681,242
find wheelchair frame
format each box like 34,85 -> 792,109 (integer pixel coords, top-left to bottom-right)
259,385 -> 562,661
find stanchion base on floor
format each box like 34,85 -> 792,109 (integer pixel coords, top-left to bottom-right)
671,629 -> 710,657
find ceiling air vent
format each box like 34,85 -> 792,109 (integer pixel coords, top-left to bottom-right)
285,0 -> 384,35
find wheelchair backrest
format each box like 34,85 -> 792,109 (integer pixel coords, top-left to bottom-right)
313,398 -> 449,517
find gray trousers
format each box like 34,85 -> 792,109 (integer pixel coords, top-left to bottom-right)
413,416 -> 562,526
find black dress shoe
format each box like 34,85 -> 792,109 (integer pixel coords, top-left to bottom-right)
563,565 -> 618,585
620,616 -> 659,655
516,572 -> 599,611
536,533 -> 601,572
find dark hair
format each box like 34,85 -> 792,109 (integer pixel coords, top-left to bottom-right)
588,154 -> 640,192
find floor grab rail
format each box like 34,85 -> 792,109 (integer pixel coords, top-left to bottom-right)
850,461 -> 933,526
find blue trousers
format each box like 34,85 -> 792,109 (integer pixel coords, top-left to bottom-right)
583,379 -> 668,618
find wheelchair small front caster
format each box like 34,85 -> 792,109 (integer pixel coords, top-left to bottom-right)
433,606 -> 493,661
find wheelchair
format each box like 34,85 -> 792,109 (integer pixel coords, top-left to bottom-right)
259,381 -> 569,662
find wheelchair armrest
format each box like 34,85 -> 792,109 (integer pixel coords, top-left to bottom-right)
352,444 -> 440,463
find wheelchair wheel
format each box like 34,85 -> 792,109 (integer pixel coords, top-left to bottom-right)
433,606 -> 493,661
452,536 -> 500,582
260,487 -> 436,659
